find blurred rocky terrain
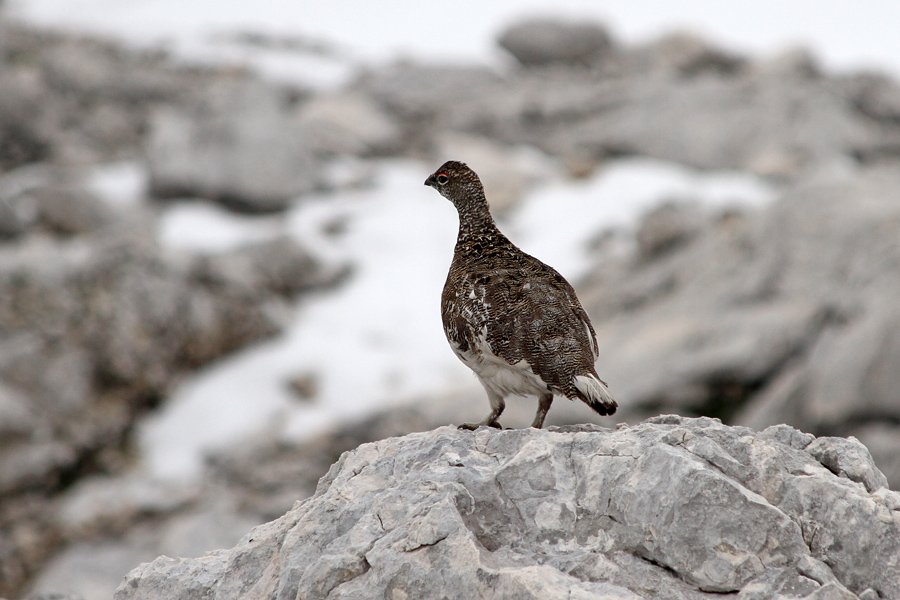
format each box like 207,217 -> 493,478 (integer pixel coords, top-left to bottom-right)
0,20 -> 344,599
116,417 -> 900,600
1,13 -> 900,600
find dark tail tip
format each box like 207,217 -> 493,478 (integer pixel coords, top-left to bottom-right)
573,374 -> 617,416
590,398 -> 618,416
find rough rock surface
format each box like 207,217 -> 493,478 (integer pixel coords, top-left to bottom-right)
116,417 -> 898,600
23,406 -> 433,600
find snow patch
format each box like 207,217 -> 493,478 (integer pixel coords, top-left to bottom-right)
158,201 -> 284,254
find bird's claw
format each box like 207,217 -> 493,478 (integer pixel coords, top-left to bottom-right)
457,421 -> 502,430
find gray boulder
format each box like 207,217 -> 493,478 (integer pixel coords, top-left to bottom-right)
469,71 -> 886,174
841,72 -> 900,126
634,199 -> 707,260
146,80 -> 321,212
194,235 -> 344,297
27,185 -> 110,235
497,18 -> 613,67
115,417 -> 897,600
0,229 -> 335,493
805,436 -> 888,493
0,164 -> 119,239
295,92 -> 403,156
354,62 -> 501,126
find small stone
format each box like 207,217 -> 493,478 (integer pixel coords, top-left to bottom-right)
758,424 -> 815,450
635,200 -> 706,260
29,187 -> 109,235
806,436 -> 889,493
286,372 -> 319,402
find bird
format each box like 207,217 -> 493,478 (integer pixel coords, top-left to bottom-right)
424,160 -> 616,429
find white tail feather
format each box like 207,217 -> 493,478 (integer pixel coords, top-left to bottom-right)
574,374 -> 616,415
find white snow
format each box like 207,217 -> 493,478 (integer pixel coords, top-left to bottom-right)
84,161 -> 148,210
508,158 -> 775,281
158,202 -> 284,254
140,160 -> 459,478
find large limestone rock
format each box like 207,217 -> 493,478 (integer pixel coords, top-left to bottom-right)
116,417 -> 897,600
497,18 -> 614,67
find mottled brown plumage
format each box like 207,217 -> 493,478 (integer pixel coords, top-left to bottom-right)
425,160 -> 616,429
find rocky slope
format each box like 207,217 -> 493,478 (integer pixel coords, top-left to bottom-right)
0,218 -> 339,596
0,21 -> 345,598
5,13 -> 900,600
115,417 -> 898,600
580,166 -> 900,443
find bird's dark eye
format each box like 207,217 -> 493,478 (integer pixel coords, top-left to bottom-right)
436,173 -> 449,184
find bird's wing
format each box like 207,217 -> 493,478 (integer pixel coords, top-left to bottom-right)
541,265 -> 599,361
478,259 -> 599,368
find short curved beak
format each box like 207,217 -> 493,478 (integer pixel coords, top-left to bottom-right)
424,175 -> 436,187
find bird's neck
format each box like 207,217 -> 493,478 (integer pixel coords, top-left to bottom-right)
454,196 -> 505,251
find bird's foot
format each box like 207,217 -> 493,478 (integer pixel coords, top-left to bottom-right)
457,420 -> 502,430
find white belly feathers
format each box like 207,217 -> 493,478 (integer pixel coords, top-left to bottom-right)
450,326 -> 549,398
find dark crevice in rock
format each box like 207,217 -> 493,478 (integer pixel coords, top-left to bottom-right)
0,123 -> 50,170
798,519 -> 824,556
634,551 -> 686,584
401,534 -> 449,553
320,555 -> 371,598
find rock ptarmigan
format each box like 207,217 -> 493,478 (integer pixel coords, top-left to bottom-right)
425,160 -> 616,429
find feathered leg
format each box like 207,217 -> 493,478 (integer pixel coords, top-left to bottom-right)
459,389 -> 505,430
531,392 -> 554,428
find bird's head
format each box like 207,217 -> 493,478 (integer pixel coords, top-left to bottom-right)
424,161 -> 485,208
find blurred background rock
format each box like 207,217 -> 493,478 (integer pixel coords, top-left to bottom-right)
1,1 -> 900,598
